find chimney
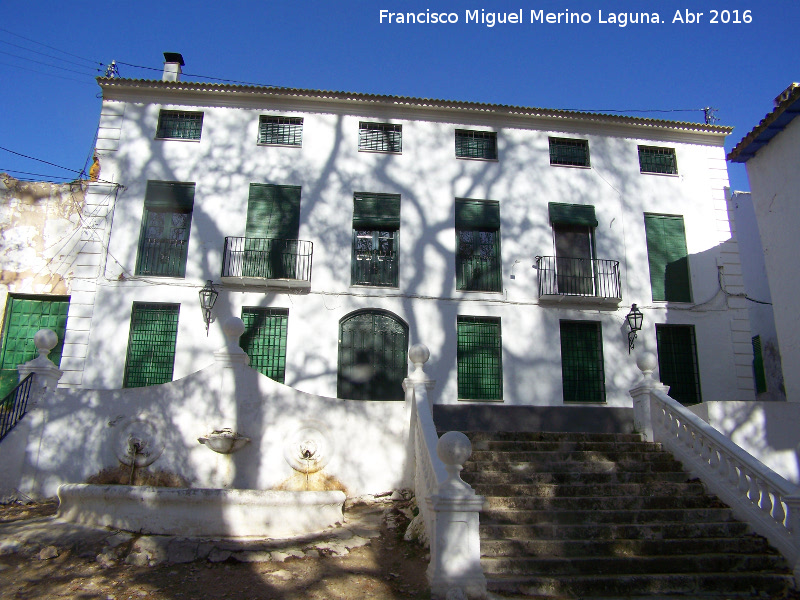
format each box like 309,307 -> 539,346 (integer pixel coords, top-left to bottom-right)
162,52 -> 185,82
774,82 -> 800,107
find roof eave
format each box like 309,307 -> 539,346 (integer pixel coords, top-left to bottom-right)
728,87 -> 800,163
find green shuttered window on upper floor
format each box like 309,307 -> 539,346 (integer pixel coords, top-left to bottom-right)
456,199 -> 501,292
136,181 -> 195,278
457,316 -> 502,401
123,303 -> 179,388
549,137 -> 590,167
644,214 -> 691,302
359,122 -> 402,153
638,145 -> 678,175
455,129 -> 497,160
656,324 -> 701,405
352,193 -> 401,287
560,321 -> 606,403
244,184 -> 302,280
240,308 -> 289,383
259,116 -> 303,146
156,110 -> 203,140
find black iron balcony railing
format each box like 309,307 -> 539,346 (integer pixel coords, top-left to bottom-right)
0,374 -> 33,444
136,238 -> 188,277
352,252 -> 398,287
222,237 -> 313,286
535,256 -> 621,301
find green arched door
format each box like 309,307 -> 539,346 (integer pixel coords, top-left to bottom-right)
337,310 -> 408,400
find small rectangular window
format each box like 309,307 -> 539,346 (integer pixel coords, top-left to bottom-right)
656,324 -> 701,404
123,303 -> 180,388
241,308 -> 289,383
638,145 -> 678,174
156,110 -> 203,140
560,321 -> 606,403
359,122 -> 402,153
259,116 -> 303,146
455,130 -> 497,160
457,316 -> 502,401
549,137 -> 590,167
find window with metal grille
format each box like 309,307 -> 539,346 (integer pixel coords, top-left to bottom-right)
351,193 -> 400,287
752,335 -> 767,394
359,122 -> 402,153
549,137 -> 590,167
644,214 -> 691,302
455,199 -> 501,292
560,321 -> 606,403
656,324 -> 701,405
457,316 -> 502,401
240,308 -> 288,383
136,181 -> 194,278
455,130 -> 497,160
259,116 -> 303,146
123,303 -> 179,388
0,296 -> 69,398
156,110 -> 203,140
638,145 -> 678,174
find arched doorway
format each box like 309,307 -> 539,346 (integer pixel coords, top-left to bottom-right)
337,310 -> 408,400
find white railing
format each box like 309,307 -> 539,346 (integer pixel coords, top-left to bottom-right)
630,353 -> 800,581
404,344 -> 486,600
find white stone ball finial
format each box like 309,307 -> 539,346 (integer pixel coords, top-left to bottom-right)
408,343 -> 430,381
636,353 -> 658,379
34,329 -> 58,358
437,431 -> 474,493
222,316 -> 246,341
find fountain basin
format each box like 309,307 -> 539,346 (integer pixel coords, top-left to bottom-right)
56,484 -> 346,538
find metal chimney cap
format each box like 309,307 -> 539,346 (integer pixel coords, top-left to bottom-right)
163,52 -> 185,66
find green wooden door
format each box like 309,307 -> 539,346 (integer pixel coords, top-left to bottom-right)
337,310 -> 408,400
244,184 -> 301,279
0,296 -> 69,397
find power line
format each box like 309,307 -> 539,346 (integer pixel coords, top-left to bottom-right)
0,49 -> 100,77
114,60 -> 283,88
0,169 -> 78,182
0,60 -> 96,85
0,26 -> 102,67
0,39 -> 103,70
0,146 -> 118,186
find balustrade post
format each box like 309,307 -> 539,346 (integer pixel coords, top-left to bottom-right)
785,495 -> 800,582
629,353 -> 669,442
427,431 -> 487,600
17,329 -> 64,406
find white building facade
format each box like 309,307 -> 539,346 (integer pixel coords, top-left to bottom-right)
57,55 -> 753,410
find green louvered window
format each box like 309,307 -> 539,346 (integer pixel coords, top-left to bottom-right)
0,296 -> 69,398
639,145 -> 678,174
455,130 -> 497,160
549,137 -> 590,167
456,199 -> 501,292
136,181 -> 195,278
352,193 -> 400,287
752,335 -> 767,394
359,122 -> 402,153
656,324 -> 701,405
457,316 -> 502,401
644,214 -> 691,302
156,110 -> 203,140
240,308 -> 288,383
123,303 -> 179,389
560,321 -> 606,403
244,184 -> 302,280
337,310 -> 408,400
259,116 -> 303,146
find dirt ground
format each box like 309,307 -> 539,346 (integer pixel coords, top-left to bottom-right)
0,499 -> 432,600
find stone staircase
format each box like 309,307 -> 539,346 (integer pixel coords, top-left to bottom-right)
460,431 -> 798,599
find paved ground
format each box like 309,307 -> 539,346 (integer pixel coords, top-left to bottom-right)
0,497 -> 434,600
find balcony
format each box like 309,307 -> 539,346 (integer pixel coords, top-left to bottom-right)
221,237 -> 313,289
136,238 -> 188,277
534,256 -> 622,305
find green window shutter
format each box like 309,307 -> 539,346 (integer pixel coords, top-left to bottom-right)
560,321 -> 606,403
136,181 -> 194,277
240,308 -> 289,383
353,193 -> 401,230
144,181 -> 195,212
644,214 -> 691,302
455,199 -> 501,292
548,202 -> 598,227
359,122 -> 402,153
457,316 -> 502,401
259,116 -> 303,146
549,137 -> 590,167
0,296 -> 69,397
638,146 -> 678,174
455,199 -> 501,230
156,110 -> 203,140
656,324 -> 701,405
123,303 -> 179,388
752,335 -> 767,394
455,130 -> 497,160
246,184 -> 301,240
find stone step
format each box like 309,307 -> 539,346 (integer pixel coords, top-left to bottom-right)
470,440 -> 663,453
482,494 -> 727,511
480,507 -> 738,526
469,450 -> 682,464
470,480 -> 707,498
481,553 -> 787,576
463,431 -> 643,443
485,572 -> 794,598
480,520 -> 751,540
480,536 -> 777,558
464,470 -> 690,486
465,457 -> 684,474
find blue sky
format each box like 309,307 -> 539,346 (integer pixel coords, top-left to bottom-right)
0,1 -> 795,191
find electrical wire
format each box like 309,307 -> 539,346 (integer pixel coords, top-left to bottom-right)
0,39 -> 103,71
0,49 -> 100,77
0,146 -> 119,186
0,169 -> 78,182
113,60 -> 283,88
0,60 -> 96,85
0,27 -> 102,67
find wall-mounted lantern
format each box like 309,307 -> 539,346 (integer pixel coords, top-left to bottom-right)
626,304 -> 643,354
199,280 -> 218,336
